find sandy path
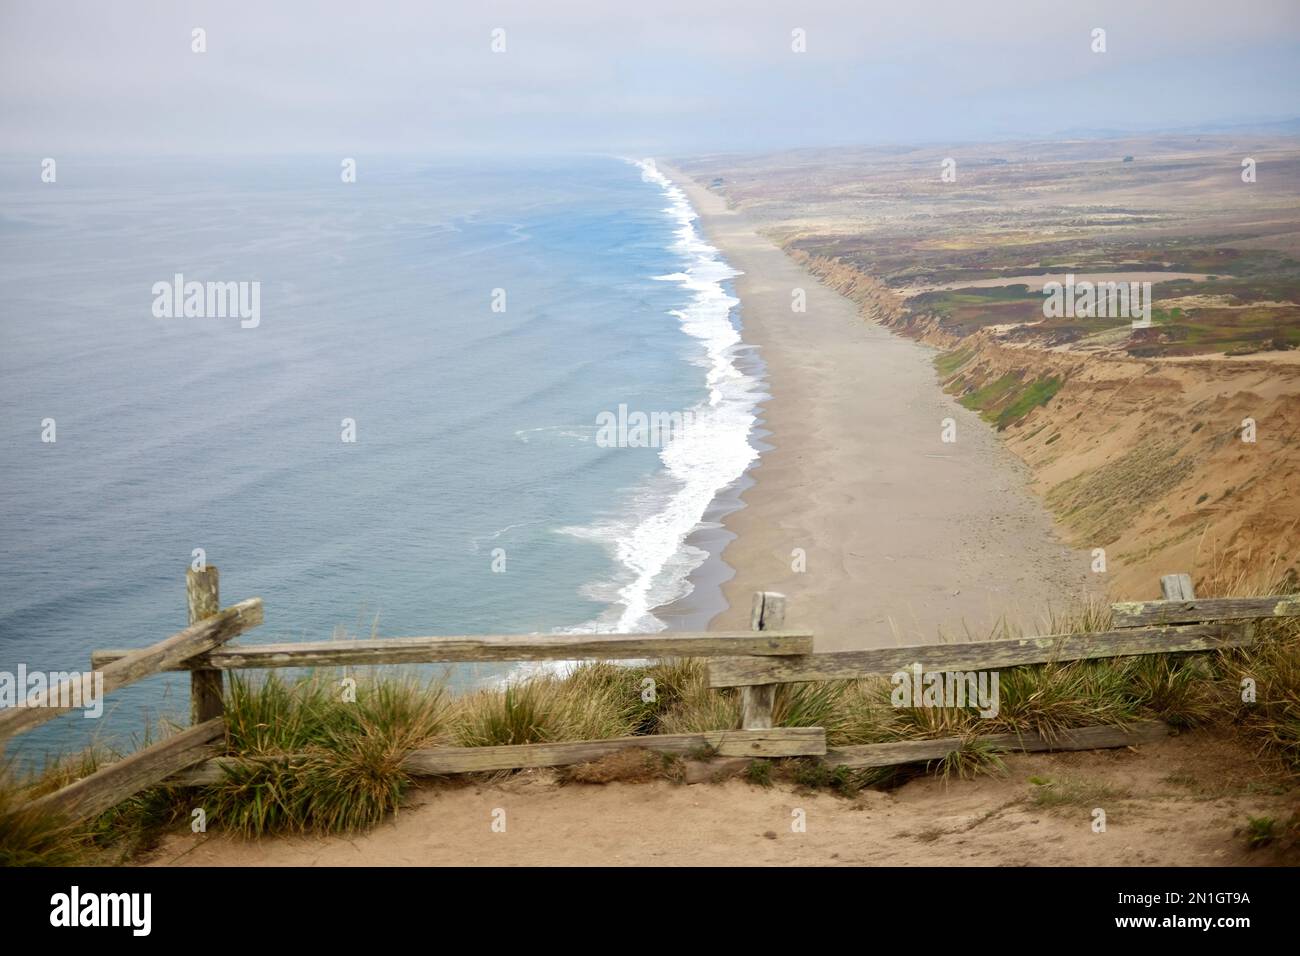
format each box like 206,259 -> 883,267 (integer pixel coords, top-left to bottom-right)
148,733 -> 1295,867
664,167 -> 1098,650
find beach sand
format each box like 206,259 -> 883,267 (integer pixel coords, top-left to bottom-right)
662,166 -> 1099,650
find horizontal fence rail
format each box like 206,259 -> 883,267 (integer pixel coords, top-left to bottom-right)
822,721 -> 1172,770
1111,595 -> 1300,628
90,629 -> 814,671
706,622 -> 1253,688
0,597 -> 263,740
26,719 -> 226,823
169,728 -> 828,785
170,722 -> 1177,783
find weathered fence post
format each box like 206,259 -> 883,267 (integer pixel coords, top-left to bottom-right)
187,565 -> 224,723
1160,573 -> 1196,601
741,591 -> 785,730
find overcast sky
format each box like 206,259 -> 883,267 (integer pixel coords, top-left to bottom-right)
3,0 -> 1298,156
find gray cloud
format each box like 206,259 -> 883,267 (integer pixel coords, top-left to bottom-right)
2,0 -> 1298,154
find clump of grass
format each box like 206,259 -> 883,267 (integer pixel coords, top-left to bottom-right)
1123,654 -> 1221,728
935,738 -> 1006,781
993,659 -> 1141,741
1226,634 -> 1300,773
1243,812 -> 1299,852
773,680 -> 860,739
293,677 -> 446,832
655,665 -> 740,734
456,681 -> 552,747
630,659 -> 706,734
1244,815 -> 1278,848
204,671 -> 447,835
894,700 -> 985,740
224,672 -> 330,753
454,664 -> 640,747
823,678 -> 901,745
0,774 -> 83,867
744,760 -> 773,788
1200,564 -> 1300,776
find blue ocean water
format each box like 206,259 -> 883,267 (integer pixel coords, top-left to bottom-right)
0,155 -> 760,764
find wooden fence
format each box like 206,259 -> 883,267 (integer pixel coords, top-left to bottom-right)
4,566 -> 1297,823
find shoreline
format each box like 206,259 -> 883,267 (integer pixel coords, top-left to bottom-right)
660,164 -> 1101,650
602,160 -> 762,635
653,340 -> 769,633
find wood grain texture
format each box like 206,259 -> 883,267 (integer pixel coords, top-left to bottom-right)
823,721 -> 1171,769
741,685 -> 776,732
404,728 -> 826,773
1,598 -> 262,740
187,565 -> 225,724
1111,595 -> 1300,628
1160,573 -> 1196,601
91,629 -> 813,671
707,623 -> 1251,688
167,728 -> 827,784
741,591 -> 785,731
25,719 -> 226,822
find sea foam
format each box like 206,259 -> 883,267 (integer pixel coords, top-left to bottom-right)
561,161 -> 762,633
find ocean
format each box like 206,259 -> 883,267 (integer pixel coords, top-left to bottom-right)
0,155 -> 761,763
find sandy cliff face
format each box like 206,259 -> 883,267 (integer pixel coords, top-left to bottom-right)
795,252 -> 1300,597
789,249 -> 921,335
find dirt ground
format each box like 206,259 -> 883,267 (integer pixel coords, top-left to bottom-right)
147,730 -> 1298,867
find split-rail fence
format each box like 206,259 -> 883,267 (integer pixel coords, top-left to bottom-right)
3,565 -> 1295,822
